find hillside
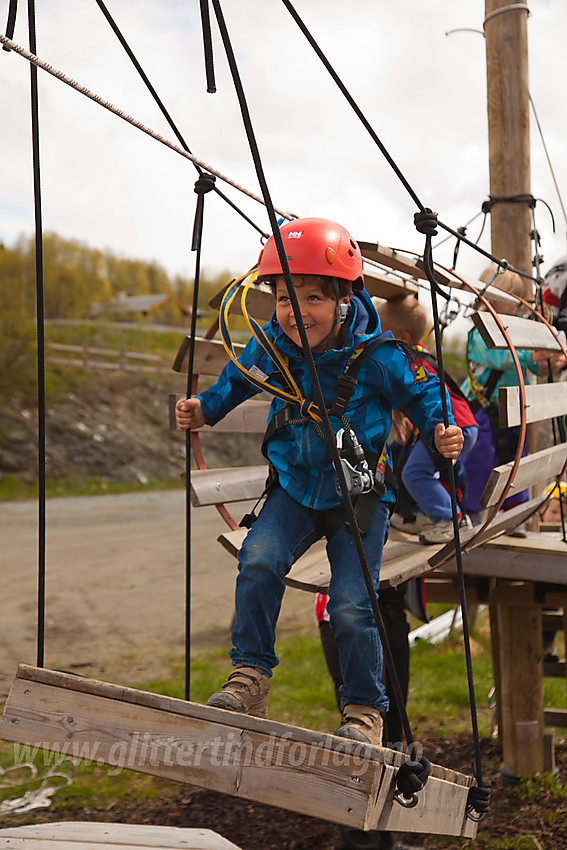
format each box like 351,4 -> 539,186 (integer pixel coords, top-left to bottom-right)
0,371 -> 264,498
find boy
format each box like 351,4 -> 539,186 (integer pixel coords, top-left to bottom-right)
176,218 -> 463,745
379,295 -> 479,544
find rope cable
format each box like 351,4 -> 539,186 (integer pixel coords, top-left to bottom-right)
199,0 -> 216,93
0,33 -> 295,221
92,0 -> 268,238
26,0 -> 46,669
183,173 -> 216,700
420,226 -> 485,788
211,0 -> 422,767
529,93 -> 567,248
2,0 -> 17,50
280,0 -> 541,288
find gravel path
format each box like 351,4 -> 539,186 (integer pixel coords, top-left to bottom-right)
0,490 -> 315,698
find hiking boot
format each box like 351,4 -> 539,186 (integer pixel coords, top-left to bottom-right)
390,512 -> 434,535
207,665 -> 270,718
419,514 -> 473,545
333,704 -> 384,746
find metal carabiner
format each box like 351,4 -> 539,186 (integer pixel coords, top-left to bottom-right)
393,790 -> 419,809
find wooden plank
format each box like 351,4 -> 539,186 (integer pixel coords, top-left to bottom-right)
498,381 -> 567,427
191,466 -> 268,506
0,822 -> 242,849
208,282 -> 275,320
169,398 -> 270,435
361,264 -> 418,300
427,496 -> 544,568
479,444 -> 567,508
544,709 -> 567,728
0,666 -> 474,837
219,528 -> 445,593
425,576 -> 567,609
358,242 -> 454,288
172,336 -> 245,376
454,537 -> 567,586
196,401 -> 270,435
370,764 -> 476,838
471,311 -> 563,351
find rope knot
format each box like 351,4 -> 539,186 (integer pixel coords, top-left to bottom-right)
414,208 -> 438,236
396,753 -> 431,800
466,779 -> 491,820
194,173 -> 216,195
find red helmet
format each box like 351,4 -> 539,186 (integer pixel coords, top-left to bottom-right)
257,218 -> 364,290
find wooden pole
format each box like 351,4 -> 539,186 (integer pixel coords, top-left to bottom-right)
484,0 -> 544,776
484,0 -> 532,298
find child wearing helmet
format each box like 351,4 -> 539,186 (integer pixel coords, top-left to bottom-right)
176,217 -> 463,745
460,264 -> 566,520
542,256 -> 567,334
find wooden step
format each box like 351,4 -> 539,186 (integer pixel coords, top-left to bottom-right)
0,665 -> 477,839
0,822 -> 242,849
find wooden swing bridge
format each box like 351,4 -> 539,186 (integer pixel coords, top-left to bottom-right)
3,248 -> 567,844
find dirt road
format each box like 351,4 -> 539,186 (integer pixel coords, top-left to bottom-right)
0,490 -> 315,698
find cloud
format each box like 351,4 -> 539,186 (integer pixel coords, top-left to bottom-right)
1,0 -> 566,286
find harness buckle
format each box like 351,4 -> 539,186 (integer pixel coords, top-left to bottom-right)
335,428 -> 374,497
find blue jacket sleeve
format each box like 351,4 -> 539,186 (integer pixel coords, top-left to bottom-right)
374,344 -> 455,451
196,337 -> 268,426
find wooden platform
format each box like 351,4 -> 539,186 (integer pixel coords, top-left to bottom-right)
0,665 -> 477,839
0,822 -> 242,849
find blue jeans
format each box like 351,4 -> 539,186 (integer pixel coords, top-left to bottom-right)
401,425 -> 478,523
230,485 -> 390,712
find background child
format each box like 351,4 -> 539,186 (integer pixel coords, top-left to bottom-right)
460,264 -> 566,521
176,218 -> 463,747
379,295 -> 479,544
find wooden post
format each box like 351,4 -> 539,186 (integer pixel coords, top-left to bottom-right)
484,0 -> 544,775
484,0 -> 532,297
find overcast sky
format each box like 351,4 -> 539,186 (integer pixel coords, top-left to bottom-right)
1,0 -> 566,292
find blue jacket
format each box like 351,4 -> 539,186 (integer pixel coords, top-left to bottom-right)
198,290 -> 454,510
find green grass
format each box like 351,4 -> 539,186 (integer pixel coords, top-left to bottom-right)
0,475 -> 184,503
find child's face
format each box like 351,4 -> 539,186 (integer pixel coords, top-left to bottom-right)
275,276 -> 347,351
541,499 -> 563,524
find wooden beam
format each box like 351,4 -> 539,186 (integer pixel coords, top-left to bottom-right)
471,312 -> 562,351
0,665 -> 476,838
499,381 -> 567,427
544,709 -> 567,728
425,576 -> 567,609
479,444 -> 567,508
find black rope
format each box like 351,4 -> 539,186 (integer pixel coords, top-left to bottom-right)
415,211 -> 489,812
280,0 -> 423,211
184,173 -> 216,701
199,0 -> 216,93
481,193 -> 536,211
27,0 -> 46,669
3,0 -> 18,50
210,0 -> 421,768
92,0 -> 267,239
